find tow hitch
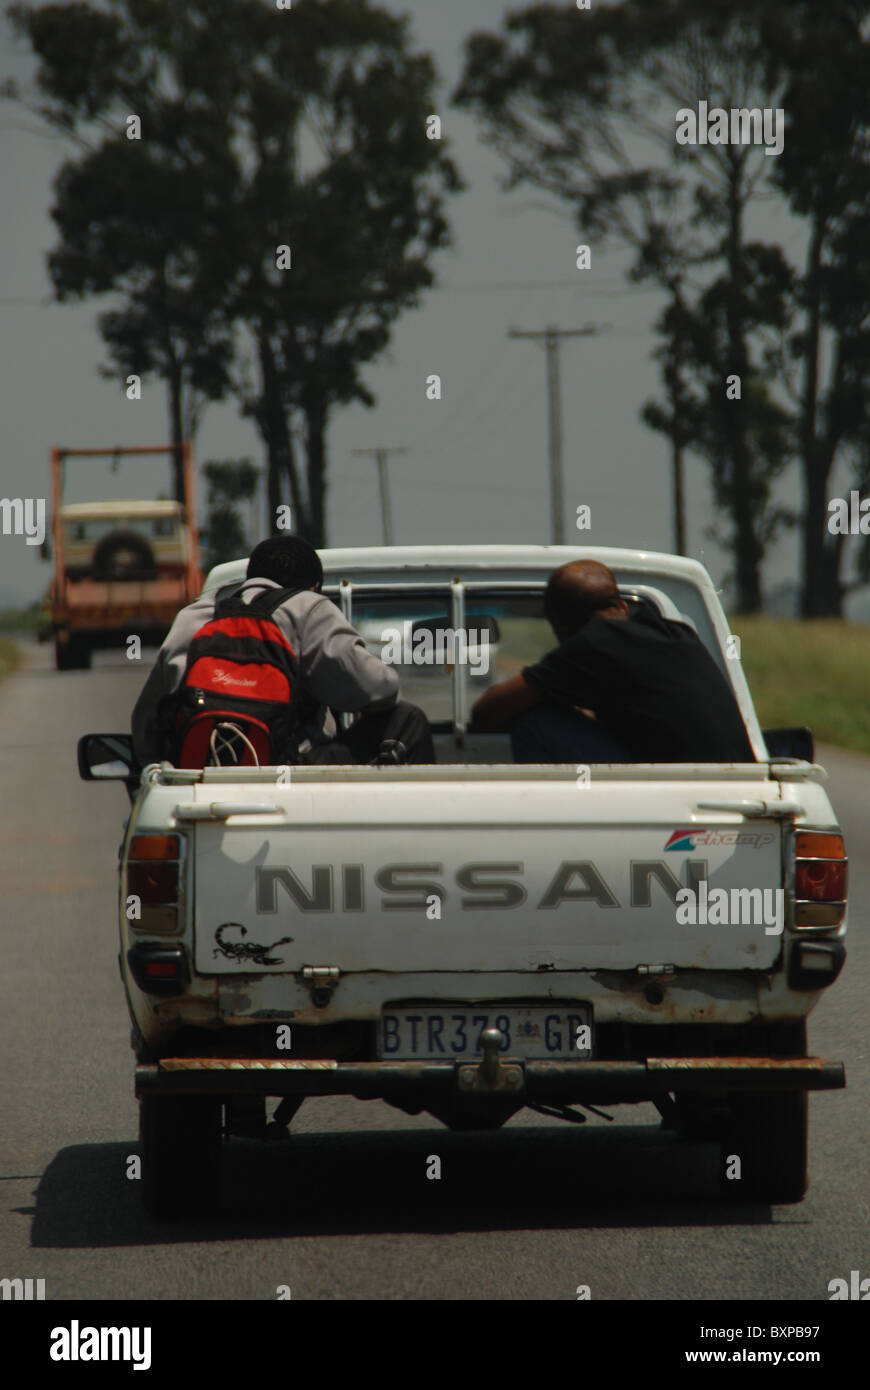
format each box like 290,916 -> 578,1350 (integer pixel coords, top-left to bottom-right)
457,1028 -> 525,1095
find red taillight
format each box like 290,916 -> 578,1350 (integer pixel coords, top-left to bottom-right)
127,945 -> 188,994
127,862 -> 178,902
795,860 -> 847,901
129,834 -> 180,861
127,833 -> 181,909
794,830 -> 847,927
144,961 -> 179,978
126,834 -> 182,943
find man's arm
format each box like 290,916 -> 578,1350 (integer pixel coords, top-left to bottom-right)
470,673 -> 543,732
299,596 -> 400,713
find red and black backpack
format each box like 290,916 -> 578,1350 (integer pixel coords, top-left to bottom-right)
164,585 -> 303,768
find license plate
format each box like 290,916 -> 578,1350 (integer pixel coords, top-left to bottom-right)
380,1006 -> 592,1060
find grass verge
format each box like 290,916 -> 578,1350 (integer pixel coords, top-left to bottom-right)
0,638 -> 21,683
731,616 -> 870,758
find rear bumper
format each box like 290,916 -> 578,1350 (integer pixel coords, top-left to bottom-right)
135,1055 -> 845,1103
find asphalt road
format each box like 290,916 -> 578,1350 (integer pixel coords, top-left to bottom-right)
1,636 -> 867,1301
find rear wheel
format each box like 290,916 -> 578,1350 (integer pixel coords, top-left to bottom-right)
139,1094 -> 223,1217
719,1090 -> 808,1204
55,635 -> 91,670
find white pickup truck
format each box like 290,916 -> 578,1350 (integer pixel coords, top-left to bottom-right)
78,545 -> 847,1215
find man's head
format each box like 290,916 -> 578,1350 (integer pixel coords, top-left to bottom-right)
544,560 -> 628,642
247,535 -> 323,592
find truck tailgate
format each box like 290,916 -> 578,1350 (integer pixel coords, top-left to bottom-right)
187,773 -> 791,975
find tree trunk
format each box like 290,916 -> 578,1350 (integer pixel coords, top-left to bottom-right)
818,537 -> 845,614
158,280 -> 186,505
167,363 -> 186,505
802,452 -> 839,617
724,158 -> 762,614
809,425 -> 847,617
303,393 -> 328,548
266,443 -> 282,540
256,326 -> 307,536
799,217 -> 844,617
669,287 -> 687,555
672,438 -> 686,556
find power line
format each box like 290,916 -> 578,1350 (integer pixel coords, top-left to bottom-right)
411,349 -> 513,460
414,363 -> 532,465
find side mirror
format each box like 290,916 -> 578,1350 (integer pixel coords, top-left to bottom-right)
78,733 -> 139,781
763,726 -> 814,762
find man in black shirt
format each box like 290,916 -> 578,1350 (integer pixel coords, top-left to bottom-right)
471,559 -> 755,763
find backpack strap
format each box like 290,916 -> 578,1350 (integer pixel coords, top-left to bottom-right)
213,583 -> 304,620
252,585 -> 305,617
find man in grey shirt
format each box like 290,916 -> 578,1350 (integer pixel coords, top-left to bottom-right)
132,535 -> 434,766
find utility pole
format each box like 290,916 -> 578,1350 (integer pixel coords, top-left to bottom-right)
351,447 -> 408,544
508,324 -> 608,543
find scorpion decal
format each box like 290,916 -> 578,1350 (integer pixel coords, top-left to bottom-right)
213,922 -> 293,966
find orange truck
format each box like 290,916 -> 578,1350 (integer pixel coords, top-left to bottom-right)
48,444 -> 202,670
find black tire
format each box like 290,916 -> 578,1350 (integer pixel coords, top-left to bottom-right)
139,1094 -> 223,1217
719,1090 -> 808,1204
54,635 -> 91,670
91,529 -> 156,580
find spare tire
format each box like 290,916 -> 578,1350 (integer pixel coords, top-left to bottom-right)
91,529 -> 156,580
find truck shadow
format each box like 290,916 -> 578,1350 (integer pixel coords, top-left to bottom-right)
26,1124 -> 781,1247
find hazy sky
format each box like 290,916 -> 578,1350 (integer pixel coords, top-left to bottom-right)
0,0 -> 863,612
